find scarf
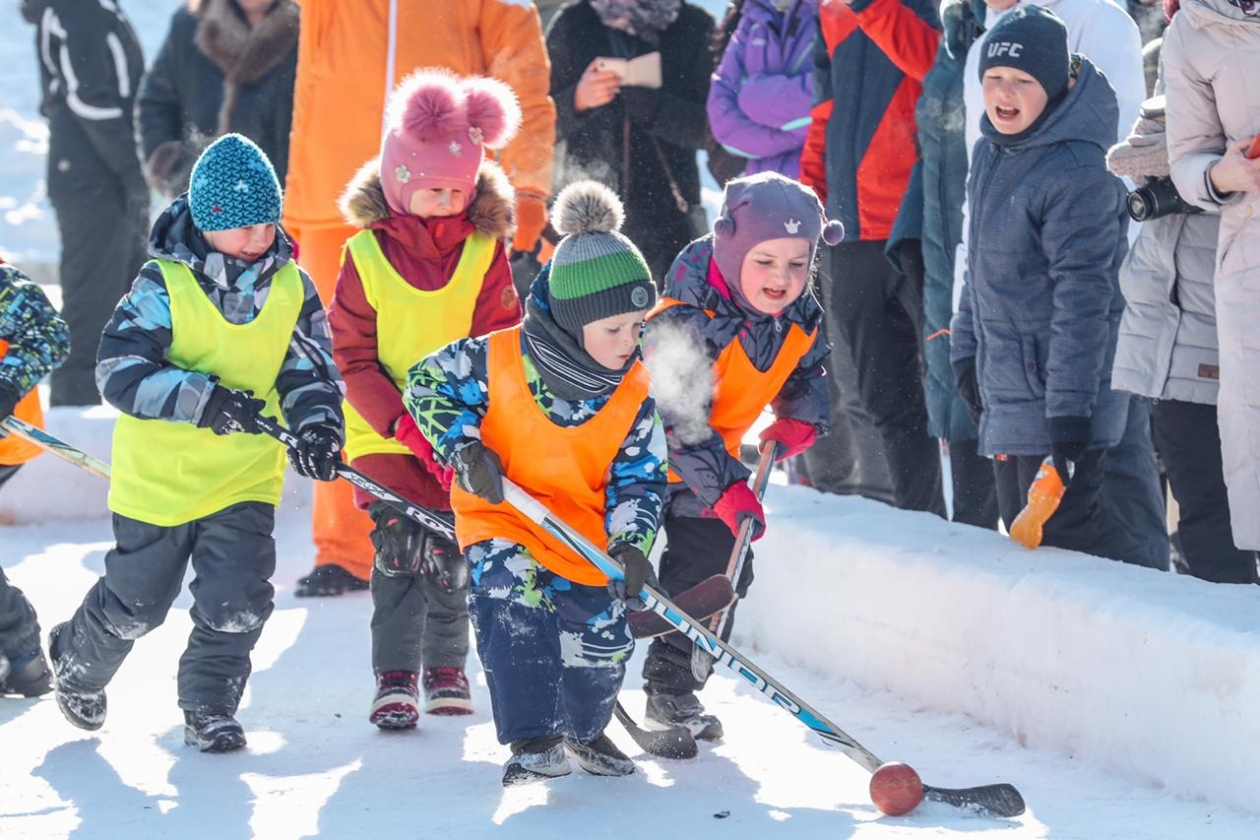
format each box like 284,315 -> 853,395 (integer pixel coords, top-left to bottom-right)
522,294 -> 636,402
193,0 -> 300,135
590,0 -> 683,37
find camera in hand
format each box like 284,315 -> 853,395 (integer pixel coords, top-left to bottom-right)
1127,176 -> 1201,222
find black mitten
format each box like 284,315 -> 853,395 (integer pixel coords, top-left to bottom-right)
197,386 -> 266,435
289,424 -> 342,481
453,441 -> 505,504
606,545 -> 658,612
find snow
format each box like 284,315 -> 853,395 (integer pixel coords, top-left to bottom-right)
3,410 -> 1260,839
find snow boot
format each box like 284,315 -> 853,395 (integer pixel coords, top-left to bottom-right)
564,732 -> 636,777
422,666 -> 472,716
0,648 -> 52,697
645,692 -> 723,741
48,623 -> 106,731
369,670 -> 420,730
294,564 -> 369,598
184,711 -> 247,753
502,735 -> 571,787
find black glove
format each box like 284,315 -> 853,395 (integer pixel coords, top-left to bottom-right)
0,383 -> 20,424
289,424 -> 342,481
606,545 -> 658,612
1049,415 -> 1091,484
197,386 -> 266,435
953,357 -> 983,427
453,441 -> 504,504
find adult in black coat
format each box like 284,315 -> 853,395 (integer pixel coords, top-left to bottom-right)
137,0 -> 299,199
546,0 -> 715,284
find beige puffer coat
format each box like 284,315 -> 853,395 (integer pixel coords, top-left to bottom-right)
1164,0 -> 1260,550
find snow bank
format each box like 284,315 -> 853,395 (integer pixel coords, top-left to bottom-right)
738,485 -> 1260,815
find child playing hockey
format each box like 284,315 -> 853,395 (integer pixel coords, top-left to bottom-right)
0,258 -> 70,697
640,170 -> 841,741
329,69 -> 523,728
48,133 -> 346,752
405,181 -> 666,785
950,6 -> 1148,563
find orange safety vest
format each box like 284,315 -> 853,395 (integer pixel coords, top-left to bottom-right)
451,327 -> 650,586
0,338 -> 45,466
648,298 -> 816,483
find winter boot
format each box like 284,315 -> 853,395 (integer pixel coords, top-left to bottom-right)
48,623 -> 106,731
645,692 -> 723,741
502,735 -> 571,787
422,667 -> 472,716
369,670 -> 420,730
0,648 -> 52,697
294,564 -> 369,598
565,732 -> 636,777
184,710 -> 247,753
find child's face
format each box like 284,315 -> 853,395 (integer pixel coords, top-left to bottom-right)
983,66 -> 1049,135
739,237 -> 811,315
409,187 -> 469,219
203,223 -> 276,261
581,310 -> 647,370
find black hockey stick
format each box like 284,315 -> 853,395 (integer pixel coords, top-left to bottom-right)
500,478 -> 1026,819
613,702 -> 697,759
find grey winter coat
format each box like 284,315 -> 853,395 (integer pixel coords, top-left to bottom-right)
1112,211 -> 1222,404
1163,0 -> 1260,549
951,58 -> 1130,457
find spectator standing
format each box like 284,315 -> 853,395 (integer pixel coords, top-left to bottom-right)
707,0 -> 818,180
799,0 -> 945,516
20,0 -> 146,407
136,0 -> 299,200
1163,0 -> 1260,555
1108,92 -> 1257,583
546,0 -> 716,284
283,1 -> 556,597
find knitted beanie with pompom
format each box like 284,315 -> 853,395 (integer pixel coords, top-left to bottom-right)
547,181 -> 656,337
379,68 -> 522,216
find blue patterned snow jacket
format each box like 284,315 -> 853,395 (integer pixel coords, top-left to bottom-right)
0,262 -> 70,397
951,57 -> 1130,457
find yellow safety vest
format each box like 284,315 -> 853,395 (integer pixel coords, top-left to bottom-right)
341,228 -> 495,462
109,259 -> 302,526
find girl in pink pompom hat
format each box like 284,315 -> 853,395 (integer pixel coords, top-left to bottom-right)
325,68 -> 525,729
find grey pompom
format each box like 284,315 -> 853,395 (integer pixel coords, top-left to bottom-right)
552,181 -> 624,236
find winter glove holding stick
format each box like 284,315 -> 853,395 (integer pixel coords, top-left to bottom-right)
0,383 -> 19,424
712,480 -> 766,541
197,386 -> 266,435
289,424 -> 343,482
453,441 -> 505,504
1049,415 -> 1090,485
606,545 -> 658,611
758,418 -> 816,461
953,357 -> 983,427
395,412 -> 454,492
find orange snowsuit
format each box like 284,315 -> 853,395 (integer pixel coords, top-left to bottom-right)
285,0 -> 556,579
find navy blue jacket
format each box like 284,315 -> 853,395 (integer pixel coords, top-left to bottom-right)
951,58 -> 1130,457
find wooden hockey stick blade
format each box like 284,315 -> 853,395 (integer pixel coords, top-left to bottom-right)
613,701 -> 697,760
924,782 -> 1026,819
629,574 -> 735,639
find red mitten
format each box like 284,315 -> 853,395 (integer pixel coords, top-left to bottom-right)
711,480 -> 766,541
758,418 -> 817,461
395,413 -> 453,492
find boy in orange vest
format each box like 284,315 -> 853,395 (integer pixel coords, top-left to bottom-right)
327,69 -> 523,727
0,258 -> 70,697
405,181 -> 666,786
641,171 -> 842,741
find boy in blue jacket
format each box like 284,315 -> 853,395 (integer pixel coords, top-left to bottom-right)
950,7 -> 1147,563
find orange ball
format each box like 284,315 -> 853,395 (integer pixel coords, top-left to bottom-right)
869,761 -> 924,816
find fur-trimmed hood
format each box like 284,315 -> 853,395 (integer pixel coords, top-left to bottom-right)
339,158 -> 516,240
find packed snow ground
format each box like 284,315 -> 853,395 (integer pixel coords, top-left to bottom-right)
2,409 -> 1259,839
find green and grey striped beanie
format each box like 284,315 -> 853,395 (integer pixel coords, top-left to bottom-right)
548,181 -> 656,336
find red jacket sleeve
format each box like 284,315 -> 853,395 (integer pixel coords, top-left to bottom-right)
852,0 -> 941,83
327,249 -> 407,438
469,244 -> 523,338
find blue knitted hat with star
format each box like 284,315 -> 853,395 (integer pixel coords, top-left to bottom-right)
188,133 -> 282,232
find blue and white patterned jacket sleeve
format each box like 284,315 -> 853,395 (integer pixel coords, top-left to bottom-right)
605,397 -> 667,555
404,336 -> 491,462
0,264 -> 70,396
276,268 -> 344,439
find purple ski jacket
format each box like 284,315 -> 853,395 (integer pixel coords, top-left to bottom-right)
706,0 -> 817,179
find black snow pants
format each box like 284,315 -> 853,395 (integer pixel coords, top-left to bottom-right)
0,464 -> 41,660
55,502 -> 276,714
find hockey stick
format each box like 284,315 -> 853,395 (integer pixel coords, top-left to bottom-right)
500,477 -> 1026,819
0,415 -> 111,479
690,441 -> 779,683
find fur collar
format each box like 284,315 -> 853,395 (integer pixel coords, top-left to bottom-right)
193,0 -> 299,94
339,159 -> 517,241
